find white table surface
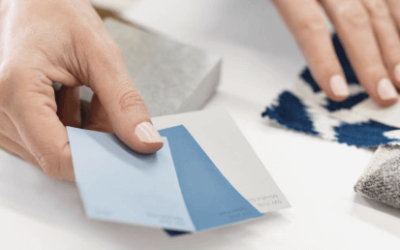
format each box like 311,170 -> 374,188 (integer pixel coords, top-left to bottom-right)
2,0 -> 400,249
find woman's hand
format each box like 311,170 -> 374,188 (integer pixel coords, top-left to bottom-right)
0,0 -> 163,181
273,0 -> 400,106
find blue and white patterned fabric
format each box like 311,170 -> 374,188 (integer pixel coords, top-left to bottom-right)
262,34 -> 400,148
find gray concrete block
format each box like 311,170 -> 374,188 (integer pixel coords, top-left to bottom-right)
80,18 -> 222,117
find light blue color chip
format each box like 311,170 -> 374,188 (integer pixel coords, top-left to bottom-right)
68,125 -> 262,233
67,127 -> 195,232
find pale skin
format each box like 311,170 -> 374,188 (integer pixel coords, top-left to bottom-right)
1,0 -> 400,181
0,0 -> 163,181
273,0 -> 400,106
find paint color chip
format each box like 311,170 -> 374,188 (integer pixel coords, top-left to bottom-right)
68,125 -> 262,232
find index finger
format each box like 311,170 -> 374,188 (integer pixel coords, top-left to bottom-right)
84,39 -> 163,154
273,0 -> 349,100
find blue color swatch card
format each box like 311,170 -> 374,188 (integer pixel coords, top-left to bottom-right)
67,125 -> 262,232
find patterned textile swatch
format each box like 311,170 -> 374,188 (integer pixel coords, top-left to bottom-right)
263,34 -> 400,209
262,34 -> 400,148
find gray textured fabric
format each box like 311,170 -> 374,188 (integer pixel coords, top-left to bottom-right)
80,18 -> 222,117
355,146 -> 400,208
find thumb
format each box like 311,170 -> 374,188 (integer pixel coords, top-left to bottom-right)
86,46 -> 163,154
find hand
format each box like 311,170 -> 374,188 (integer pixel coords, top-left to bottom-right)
273,0 -> 400,106
0,0 -> 163,181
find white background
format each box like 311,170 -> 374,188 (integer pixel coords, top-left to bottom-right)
1,0 -> 400,249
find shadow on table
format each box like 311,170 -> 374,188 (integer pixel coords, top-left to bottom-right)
0,150 -> 290,250
351,195 -> 400,238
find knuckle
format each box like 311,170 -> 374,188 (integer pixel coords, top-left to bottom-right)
117,85 -> 146,113
339,2 -> 370,27
0,68 -> 54,111
86,39 -> 125,88
294,16 -> 326,35
364,0 -> 390,18
38,152 -> 62,178
90,36 -> 122,61
38,147 -> 70,179
364,65 -> 386,77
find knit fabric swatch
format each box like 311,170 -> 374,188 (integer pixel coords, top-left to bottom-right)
263,34 -> 400,209
354,146 -> 400,208
262,34 -> 400,148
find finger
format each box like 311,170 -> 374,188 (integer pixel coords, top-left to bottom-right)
386,0 -> 400,30
85,94 -> 113,133
86,43 -> 163,154
273,0 -> 349,101
57,86 -> 81,127
363,0 -> 400,88
322,0 -> 398,106
8,71 -> 75,181
0,132 -> 39,166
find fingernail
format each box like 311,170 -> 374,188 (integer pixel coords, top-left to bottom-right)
135,122 -> 163,144
377,78 -> 398,101
395,64 -> 400,83
329,75 -> 349,97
